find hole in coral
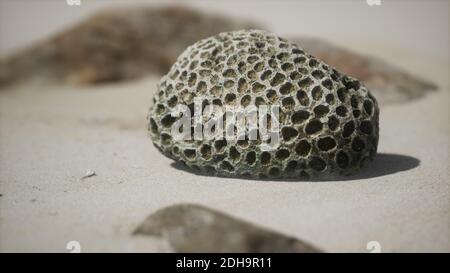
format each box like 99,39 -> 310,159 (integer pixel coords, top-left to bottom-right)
276,52 -> 289,61
254,62 -> 265,72
285,160 -> 298,173
336,105 -> 348,117
149,118 -> 158,134
212,99 -> 222,107
247,55 -> 259,63
280,82 -> 294,95
344,78 -> 360,91
326,94 -> 335,105
270,73 -> 285,87
281,63 -> 294,71
224,80 -> 235,89
298,77 -> 313,88
188,73 -> 197,87
281,127 -> 298,142
317,136 -> 337,151
314,105 -> 330,118
229,146 -> 241,161
183,149 -> 196,159
254,97 -> 266,107
223,69 -> 237,78
292,48 -> 304,54
337,87 -> 347,103
268,58 -> 278,68
261,70 -> 272,81
342,121 -> 355,138
275,149 -> 290,161
309,59 -> 318,67
168,96 -> 178,108
295,139 -> 311,156
294,56 -> 306,63
282,96 -> 295,109
209,86 -> 221,96
238,61 -> 247,74
288,71 -> 300,81
237,139 -> 249,148
156,104 -> 165,115
311,86 -> 323,101
266,89 -> 278,103
240,94 -> 251,107
260,151 -> 271,165
296,90 -> 310,106
161,114 -> 177,128
328,115 -> 339,131
321,79 -> 333,90
237,78 -> 248,93
246,151 -> 256,165
351,95 -> 359,108
200,145 -> 212,160
196,81 -> 207,93
312,70 -> 325,79
291,110 -> 310,124
220,161 -> 235,172
360,120 -> 373,135
225,93 -> 237,104
305,119 -> 323,135
214,139 -> 227,153
309,157 -> 326,171
252,82 -> 266,93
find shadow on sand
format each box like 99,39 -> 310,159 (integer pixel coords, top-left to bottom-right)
170,153 -> 420,182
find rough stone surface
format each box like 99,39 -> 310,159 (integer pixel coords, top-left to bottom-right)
134,204 -> 321,252
148,30 -> 379,179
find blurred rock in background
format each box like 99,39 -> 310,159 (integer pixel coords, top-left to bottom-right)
0,6 -> 259,85
294,37 -> 437,104
0,6 -> 436,104
134,203 -> 321,253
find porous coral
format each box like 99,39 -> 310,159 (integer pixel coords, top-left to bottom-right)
148,30 -> 379,179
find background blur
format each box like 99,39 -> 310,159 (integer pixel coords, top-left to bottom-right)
1,0 -> 449,59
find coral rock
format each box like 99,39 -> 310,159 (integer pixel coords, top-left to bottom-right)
148,30 -> 379,179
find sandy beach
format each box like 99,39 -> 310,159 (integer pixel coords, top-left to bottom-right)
0,38 -> 449,252
0,0 -> 449,253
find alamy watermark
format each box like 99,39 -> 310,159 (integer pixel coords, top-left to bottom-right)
66,0 -> 81,6
366,0 -> 382,6
165,97 -> 281,151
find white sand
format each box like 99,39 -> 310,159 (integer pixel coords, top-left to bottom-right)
0,40 -> 449,252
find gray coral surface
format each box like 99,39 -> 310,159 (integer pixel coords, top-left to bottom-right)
148,30 -> 379,180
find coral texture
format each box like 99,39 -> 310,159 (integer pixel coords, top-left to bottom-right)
148,30 -> 379,179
